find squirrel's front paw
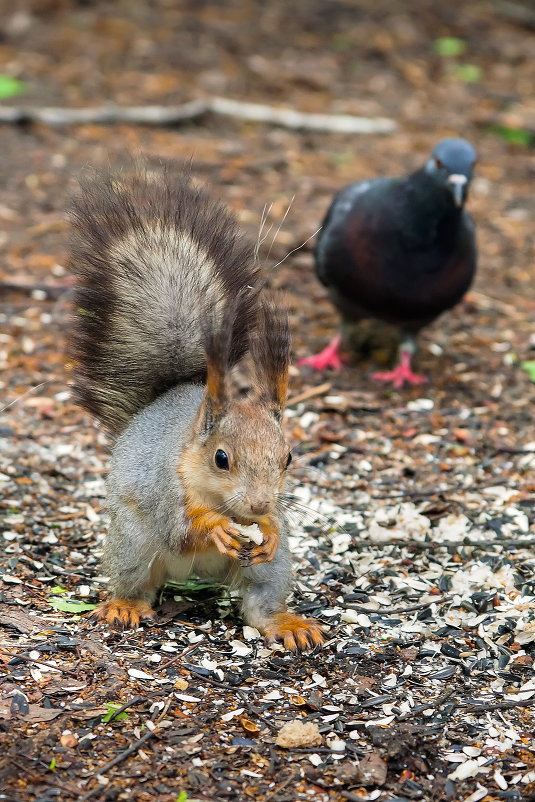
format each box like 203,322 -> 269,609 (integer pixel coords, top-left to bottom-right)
92,598 -> 155,629
210,523 -> 246,560
263,612 -> 325,652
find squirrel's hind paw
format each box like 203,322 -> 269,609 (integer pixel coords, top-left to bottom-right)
92,598 -> 155,629
263,612 -> 325,652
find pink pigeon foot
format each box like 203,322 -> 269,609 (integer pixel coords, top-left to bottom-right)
298,335 -> 345,371
372,350 -> 427,389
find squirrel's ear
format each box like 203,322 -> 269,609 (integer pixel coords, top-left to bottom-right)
250,298 -> 290,413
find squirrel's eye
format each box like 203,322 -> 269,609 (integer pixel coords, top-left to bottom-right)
285,452 -> 292,469
215,449 -> 230,470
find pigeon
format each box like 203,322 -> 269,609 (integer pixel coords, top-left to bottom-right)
299,138 -> 477,388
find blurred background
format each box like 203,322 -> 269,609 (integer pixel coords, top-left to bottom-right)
0,0 -> 533,386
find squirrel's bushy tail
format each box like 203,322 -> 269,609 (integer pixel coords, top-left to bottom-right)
69,164 -> 258,434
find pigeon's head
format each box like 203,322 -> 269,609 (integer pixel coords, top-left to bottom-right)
425,138 -> 477,207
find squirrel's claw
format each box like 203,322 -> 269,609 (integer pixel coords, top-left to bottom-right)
210,524 -> 246,560
92,598 -> 155,629
263,612 -> 326,652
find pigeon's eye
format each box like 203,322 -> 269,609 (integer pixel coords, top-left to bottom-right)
434,158 -> 444,169
215,449 -> 230,470
285,452 -> 292,469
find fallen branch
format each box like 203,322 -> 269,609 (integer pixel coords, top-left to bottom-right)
13,757 -> 81,796
461,697 -> 535,714
397,692 -> 535,722
105,695 -> 147,723
489,446 -> 535,455
0,99 -> 207,126
0,97 -> 396,134
0,280 -> 72,300
1,649 -> 79,677
155,641 -> 200,671
209,96 -> 396,133
287,381 -> 332,406
397,688 -> 456,721
359,537 -> 535,549
78,729 -> 158,801
369,484 -> 473,500
345,595 -> 453,616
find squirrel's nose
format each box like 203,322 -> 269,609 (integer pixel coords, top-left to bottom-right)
250,500 -> 270,516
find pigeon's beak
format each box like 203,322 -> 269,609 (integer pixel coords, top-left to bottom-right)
447,174 -> 468,207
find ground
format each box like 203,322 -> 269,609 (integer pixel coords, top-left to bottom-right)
0,1 -> 534,801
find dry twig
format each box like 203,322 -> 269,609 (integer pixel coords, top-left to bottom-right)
287,382 -> 332,406
345,595 -> 453,615
78,729 -> 158,801
0,97 -> 396,134
104,695 -> 147,723
156,641 -> 200,671
0,649 -> 79,677
461,697 -> 535,714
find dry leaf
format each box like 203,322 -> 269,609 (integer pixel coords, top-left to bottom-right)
353,675 -> 378,694
240,717 -> 260,733
0,609 -> 38,634
358,751 -> 388,786
0,703 -> 63,723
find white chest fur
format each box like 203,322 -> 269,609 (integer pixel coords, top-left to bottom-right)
165,547 -> 232,584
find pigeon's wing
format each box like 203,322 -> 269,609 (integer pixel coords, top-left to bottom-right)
315,178 -> 392,287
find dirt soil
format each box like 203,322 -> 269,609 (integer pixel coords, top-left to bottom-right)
1,1 -> 534,801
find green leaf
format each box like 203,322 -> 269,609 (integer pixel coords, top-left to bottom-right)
0,75 -> 26,100
521,361 -> 535,382
165,577 -> 225,593
434,37 -> 466,57
453,63 -> 482,83
488,125 -> 534,147
176,793 -> 189,802
49,757 -> 57,771
330,152 -> 352,167
331,34 -> 351,52
49,596 -> 97,613
102,702 -> 129,724
50,585 -> 68,594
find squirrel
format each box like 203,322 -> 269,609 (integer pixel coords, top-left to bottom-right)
68,163 -> 324,652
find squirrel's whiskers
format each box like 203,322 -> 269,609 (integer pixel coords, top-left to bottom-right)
254,201 -> 273,264
270,225 -> 323,272
276,493 -> 348,537
0,380 -> 53,415
263,194 -> 295,270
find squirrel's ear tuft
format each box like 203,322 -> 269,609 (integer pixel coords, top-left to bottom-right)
203,288 -> 258,416
250,298 -> 290,413
204,314 -> 230,418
